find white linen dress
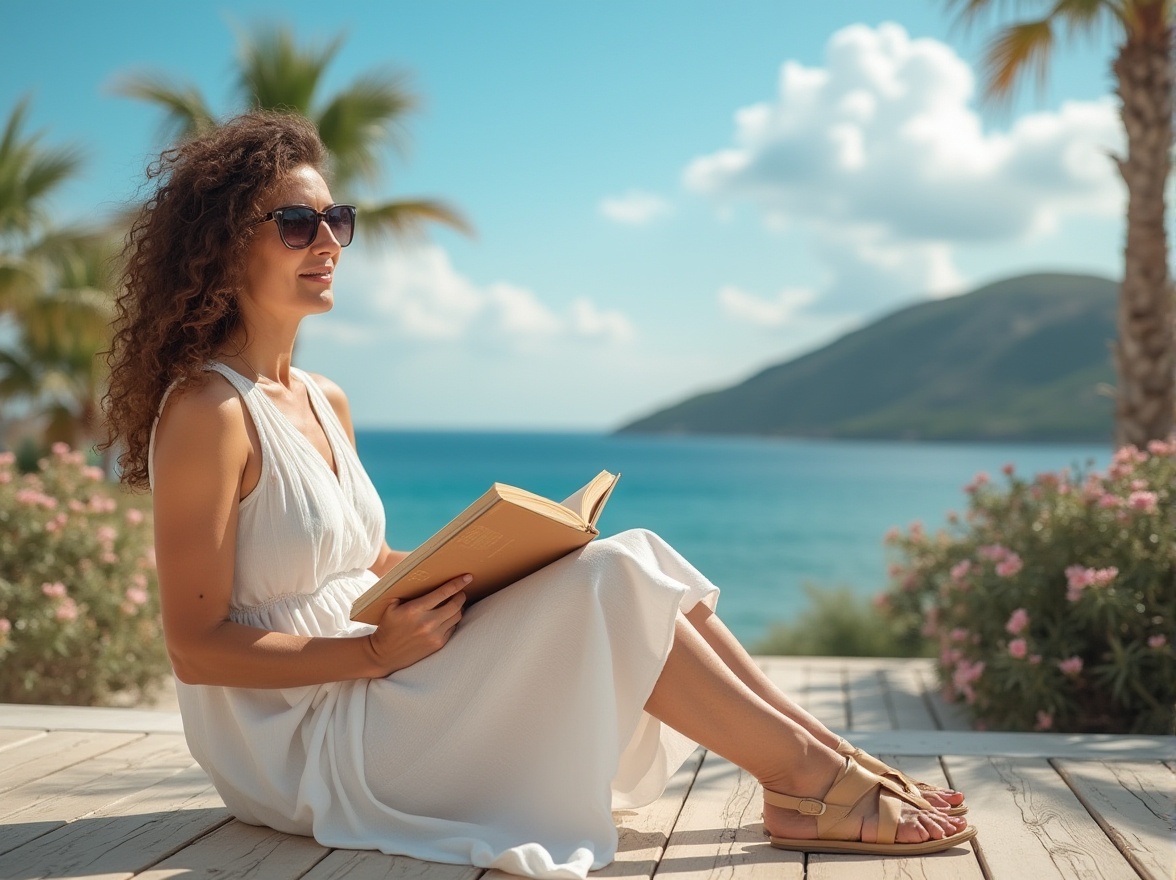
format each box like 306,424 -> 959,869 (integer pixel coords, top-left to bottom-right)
148,362 -> 719,879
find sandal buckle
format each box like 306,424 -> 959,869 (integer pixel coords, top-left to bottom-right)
797,798 -> 826,816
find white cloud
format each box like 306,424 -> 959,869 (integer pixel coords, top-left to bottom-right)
719,284 -> 816,326
599,190 -> 672,225
322,244 -> 635,347
684,22 -> 1122,314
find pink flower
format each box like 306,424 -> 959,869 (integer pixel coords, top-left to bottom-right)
51,442 -> 70,457
125,587 -> 148,606
883,526 -> 901,544
131,572 -> 148,589
15,488 -> 56,509
872,593 -> 890,611
1147,439 -> 1173,456
1006,608 -> 1030,635
100,551 -> 118,565
126,508 -> 145,526
950,560 -> 972,581
1128,491 -> 1159,513
0,472 -> 10,485
1002,463 -> 1015,476
950,627 -> 970,643
978,544 -> 1009,562
996,554 -> 1024,577
1008,639 -> 1028,659
1057,656 -> 1083,676
1097,494 -> 1121,509
0,451 -> 14,467
1149,635 -> 1168,649
1029,654 -> 1042,665
97,525 -> 118,545
888,562 -> 905,579
1035,711 -> 1053,731
41,582 -> 67,599
1113,444 -> 1148,465
0,618 -> 10,635
964,472 -> 990,494
952,659 -> 985,689
54,598 -> 78,622
82,466 -> 104,482
909,521 -> 925,541
946,510 -> 959,525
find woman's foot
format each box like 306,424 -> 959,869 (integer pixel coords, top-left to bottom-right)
836,738 -> 967,814
762,757 -> 972,853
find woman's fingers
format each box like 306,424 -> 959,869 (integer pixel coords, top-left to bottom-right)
410,574 -> 473,610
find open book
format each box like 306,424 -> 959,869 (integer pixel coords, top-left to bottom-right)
350,470 -> 620,625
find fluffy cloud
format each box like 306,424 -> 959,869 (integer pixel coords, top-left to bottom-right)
309,244 -> 635,347
719,284 -> 815,326
686,22 -> 1122,311
599,190 -> 672,225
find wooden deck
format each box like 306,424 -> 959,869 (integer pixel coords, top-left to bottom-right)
0,656 -> 1172,880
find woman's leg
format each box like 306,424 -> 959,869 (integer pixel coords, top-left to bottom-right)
682,603 -> 965,808
644,614 -> 968,845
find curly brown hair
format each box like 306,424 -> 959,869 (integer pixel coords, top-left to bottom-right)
102,111 -> 328,490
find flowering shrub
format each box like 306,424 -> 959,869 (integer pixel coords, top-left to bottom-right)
881,444 -> 1175,734
0,444 -> 169,704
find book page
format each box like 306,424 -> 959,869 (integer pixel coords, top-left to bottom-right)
560,470 -> 618,524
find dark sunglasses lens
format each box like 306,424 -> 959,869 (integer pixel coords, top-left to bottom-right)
325,205 -> 356,247
276,208 -> 318,248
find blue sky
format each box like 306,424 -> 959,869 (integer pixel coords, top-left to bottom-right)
6,1 -> 1124,429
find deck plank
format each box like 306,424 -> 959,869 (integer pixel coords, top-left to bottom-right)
0,764 -> 228,879
656,750 -> 803,880
943,754 -> 1140,880
804,664 -> 848,731
304,849 -> 485,880
918,669 -> 971,732
0,730 -> 142,795
595,747 -> 704,880
844,668 -> 894,732
0,728 -> 46,753
1053,759 -> 1176,880
136,819 -> 330,880
0,733 -> 194,854
883,666 -> 939,730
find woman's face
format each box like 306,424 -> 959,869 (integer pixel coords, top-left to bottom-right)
240,164 -> 343,326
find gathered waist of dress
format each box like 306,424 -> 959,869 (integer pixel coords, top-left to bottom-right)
229,567 -> 379,637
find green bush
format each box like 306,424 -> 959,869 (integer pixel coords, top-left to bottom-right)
754,584 -> 929,657
881,443 -> 1176,734
0,443 -> 169,704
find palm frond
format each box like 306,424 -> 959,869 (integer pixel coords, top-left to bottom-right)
0,98 -> 84,238
356,198 -> 474,241
111,72 -> 218,142
982,18 -> 1057,100
234,23 -> 344,114
316,72 -> 418,188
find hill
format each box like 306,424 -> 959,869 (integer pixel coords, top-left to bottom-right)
617,273 -> 1117,443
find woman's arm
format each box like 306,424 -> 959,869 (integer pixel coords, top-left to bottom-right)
310,371 -> 409,575
152,377 -> 461,688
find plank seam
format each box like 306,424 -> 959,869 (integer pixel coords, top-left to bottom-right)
648,748 -> 707,880
1050,758 -> 1162,880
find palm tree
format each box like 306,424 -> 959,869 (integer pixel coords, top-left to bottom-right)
0,97 -> 88,317
947,0 -> 1173,448
0,98 -> 114,454
0,237 -> 115,449
114,24 -> 470,240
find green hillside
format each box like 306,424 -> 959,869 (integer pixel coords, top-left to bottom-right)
618,273 -> 1118,442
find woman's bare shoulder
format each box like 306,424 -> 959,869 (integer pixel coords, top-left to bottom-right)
156,372 -> 250,453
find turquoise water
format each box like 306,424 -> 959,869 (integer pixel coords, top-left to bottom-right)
356,431 -> 1109,645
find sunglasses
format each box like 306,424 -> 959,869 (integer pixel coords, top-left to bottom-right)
252,204 -> 357,249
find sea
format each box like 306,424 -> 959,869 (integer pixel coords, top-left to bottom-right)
355,430 -> 1111,646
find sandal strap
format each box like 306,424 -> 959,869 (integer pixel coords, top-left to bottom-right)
764,758 -> 930,845
762,788 -> 828,816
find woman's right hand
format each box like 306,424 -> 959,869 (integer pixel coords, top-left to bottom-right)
365,575 -> 471,676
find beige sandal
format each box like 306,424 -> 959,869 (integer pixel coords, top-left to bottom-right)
836,738 -> 968,816
764,757 -> 977,855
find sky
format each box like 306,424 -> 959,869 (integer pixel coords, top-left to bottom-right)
5,0 -> 1126,430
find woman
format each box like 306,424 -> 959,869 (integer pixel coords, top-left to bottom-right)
103,111 -> 973,878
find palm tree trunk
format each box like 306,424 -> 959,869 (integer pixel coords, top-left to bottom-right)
1112,27 -> 1174,448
